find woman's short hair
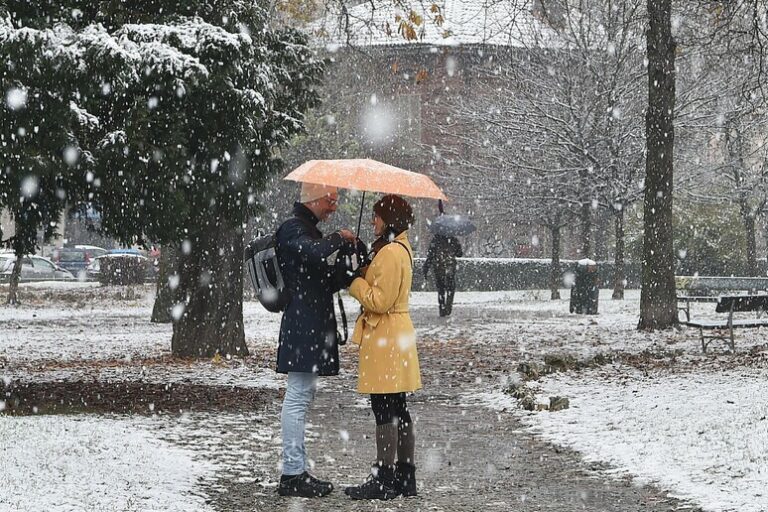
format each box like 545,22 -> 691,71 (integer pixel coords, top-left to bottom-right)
373,194 -> 414,235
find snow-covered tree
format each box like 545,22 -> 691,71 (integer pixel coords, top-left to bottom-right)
0,12 -> 110,304
3,1 -> 323,356
87,4 -> 323,357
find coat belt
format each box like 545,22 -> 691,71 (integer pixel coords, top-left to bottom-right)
359,305 -> 408,328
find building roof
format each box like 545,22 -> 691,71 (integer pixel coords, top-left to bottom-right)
311,0 -> 562,49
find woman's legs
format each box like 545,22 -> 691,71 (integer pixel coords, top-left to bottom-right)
391,395 -> 418,496
369,392 -> 414,464
347,392 -> 408,500
394,397 -> 414,465
371,393 -> 400,466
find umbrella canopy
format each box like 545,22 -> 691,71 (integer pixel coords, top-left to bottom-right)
285,159 -> 447,201
428,214 -> 476,236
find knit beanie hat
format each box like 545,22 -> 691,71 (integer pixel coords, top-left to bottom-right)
373,194 -> 414,235
300,182 -> 338,203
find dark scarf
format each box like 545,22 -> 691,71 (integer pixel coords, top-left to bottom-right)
370,227 -> 399,258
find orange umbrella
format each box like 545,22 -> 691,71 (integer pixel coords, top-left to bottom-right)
285,159 -> 447,201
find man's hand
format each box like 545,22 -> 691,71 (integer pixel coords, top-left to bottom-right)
338,229 -> 356,242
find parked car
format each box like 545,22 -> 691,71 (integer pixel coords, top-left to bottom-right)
0,254 -> 76,282
86,253 -> 154,285
52,245 -> 107,277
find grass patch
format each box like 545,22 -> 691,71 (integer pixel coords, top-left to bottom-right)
1,380 -> 277,416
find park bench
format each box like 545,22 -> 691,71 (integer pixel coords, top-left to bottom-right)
683,294 -> 768,353
675,275 -> 768,323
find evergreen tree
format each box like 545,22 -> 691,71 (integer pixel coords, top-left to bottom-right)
0,9 -> 108,304
2,1 -> 323,356
87,2 -> 323,357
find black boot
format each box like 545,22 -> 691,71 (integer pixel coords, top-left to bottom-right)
278,471 -> 333,497
346,463 -> 399,500
395,461 -> 417,497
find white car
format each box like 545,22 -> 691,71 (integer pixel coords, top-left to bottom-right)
0,254 -> 76,282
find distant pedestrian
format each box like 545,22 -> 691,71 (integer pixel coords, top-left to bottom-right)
423,234 -> 463,316
345,194 -> 422,500
274,182 -> 356,498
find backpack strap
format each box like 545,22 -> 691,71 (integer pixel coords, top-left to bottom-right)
393,241 -> 413,268
337,293 -> 348,345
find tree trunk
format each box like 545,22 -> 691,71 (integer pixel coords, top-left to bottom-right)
580,200 -> 592,258
151,244 -> 181,323
594,210 -> 609,261
743,212 -> 757,276
5,256 -> 23,305
612,208 -> 626,300
549,225 -> 561,300
638,0 -> 677,330
171,219 -> 249,358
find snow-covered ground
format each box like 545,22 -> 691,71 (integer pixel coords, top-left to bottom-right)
4,286 -> 753,365
0,415 -> 214,512
2,282 -> 767,511
468,364 -> 768,512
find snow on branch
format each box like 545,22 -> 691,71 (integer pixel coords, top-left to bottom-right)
69,101 -> 100,131
96,130 -> 127,151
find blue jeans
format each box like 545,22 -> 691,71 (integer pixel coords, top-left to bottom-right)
281,372 -> 318,476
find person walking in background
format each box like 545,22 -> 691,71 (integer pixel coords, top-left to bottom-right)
423,234 -> 463,317
345,194 -> 422,501
274,182 -> 356,498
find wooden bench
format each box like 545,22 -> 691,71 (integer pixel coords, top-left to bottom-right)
675,276 -> 768,323
685,295 -> 768,352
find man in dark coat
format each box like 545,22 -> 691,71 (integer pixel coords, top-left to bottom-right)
274,182 -> 355,497
423,234 -> 463,316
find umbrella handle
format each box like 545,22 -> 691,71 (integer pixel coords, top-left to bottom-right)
356,190 -> 366,237
438,199 -> 444,215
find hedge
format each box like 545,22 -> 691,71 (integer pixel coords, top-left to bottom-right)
413,258 -> 642,292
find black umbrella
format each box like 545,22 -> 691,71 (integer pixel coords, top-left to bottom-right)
428,214 -> 476,236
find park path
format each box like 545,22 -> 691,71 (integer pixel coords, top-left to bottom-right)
155,303 -> 688,512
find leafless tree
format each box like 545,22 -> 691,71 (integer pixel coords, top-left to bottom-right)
427,0 -> 647,299
674,2 -> 768,276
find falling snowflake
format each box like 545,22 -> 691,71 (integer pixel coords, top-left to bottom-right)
20,176 -> 39,198
63,147 -> 79,166
171,303 -> 185,321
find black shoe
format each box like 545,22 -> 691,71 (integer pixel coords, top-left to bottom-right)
278,471 -> 333,497
395,461 -> 417,497
346,465 -> 399,500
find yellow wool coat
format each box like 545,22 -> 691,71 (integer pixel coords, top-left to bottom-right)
349,231 -> 422,394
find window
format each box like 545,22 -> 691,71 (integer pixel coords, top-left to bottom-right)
0,257 -> 13,272
31,258 -> 55,271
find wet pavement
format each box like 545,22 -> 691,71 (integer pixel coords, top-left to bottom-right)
145,302 -> 689,512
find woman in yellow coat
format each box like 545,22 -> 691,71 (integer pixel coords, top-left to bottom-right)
345,194 -> 421,501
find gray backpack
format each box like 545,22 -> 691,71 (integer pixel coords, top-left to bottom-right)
244,231 -> 290,313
